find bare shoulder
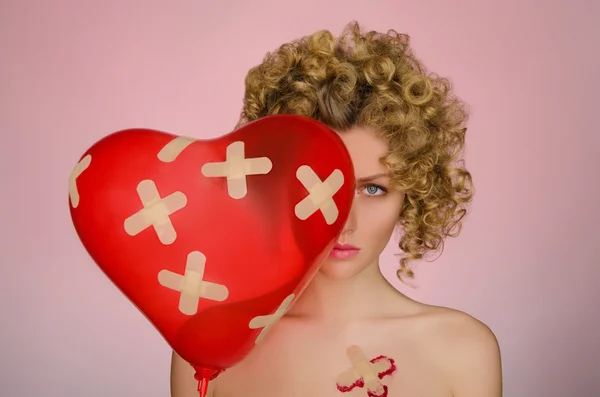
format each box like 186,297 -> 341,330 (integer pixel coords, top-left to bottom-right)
410,304 -> 503,397
420,305 -> 499,344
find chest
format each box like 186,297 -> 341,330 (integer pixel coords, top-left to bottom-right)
213,321 -> 453,397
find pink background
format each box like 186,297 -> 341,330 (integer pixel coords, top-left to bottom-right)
2,1 -> 598,396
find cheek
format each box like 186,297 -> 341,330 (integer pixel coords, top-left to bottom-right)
359,199 -> 401,244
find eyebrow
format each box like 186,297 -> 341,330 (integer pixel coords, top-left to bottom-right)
356,173 -> 390,183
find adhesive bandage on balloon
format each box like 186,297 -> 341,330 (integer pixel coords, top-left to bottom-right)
157,136 -> 196,162
69,154 -> 92,208
295,166 -> 344,225
200,141 -> 273,199
336,346 -> 396,397
123,179 -> 187,245
248,294 -> 295,344
158,251 -> 229,315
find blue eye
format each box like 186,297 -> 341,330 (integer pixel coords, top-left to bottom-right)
362,184 -> 387,196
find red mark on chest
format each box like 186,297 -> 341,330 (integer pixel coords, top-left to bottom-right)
336,346 -> 397,397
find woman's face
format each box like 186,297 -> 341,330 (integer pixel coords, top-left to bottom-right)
319,126 -> 405,280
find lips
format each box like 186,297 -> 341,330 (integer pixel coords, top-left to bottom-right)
330,242 -> 360,259
333,242 -> 359,251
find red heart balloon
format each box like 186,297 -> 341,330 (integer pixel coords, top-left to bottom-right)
68,115 -> 355,381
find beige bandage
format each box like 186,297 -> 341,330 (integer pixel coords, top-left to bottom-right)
69,154 -> 92,208
248,294 -> 295,344
157,136 -> 196,162
157,251 -> 229,315
337,346 -> 388,394
294,166 -> 344,225
123,179 -> 187,245
200,141 -> 273,199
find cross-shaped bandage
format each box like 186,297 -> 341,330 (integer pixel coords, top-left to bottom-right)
157,136 -> 196,163
295,165 -> 344,225
158,251 -> 229,315
69,154 -> 92,208
248,294 -> 295,344
200,141 -> 273,199
123,179 -> 187,245
336,346 -> 393,396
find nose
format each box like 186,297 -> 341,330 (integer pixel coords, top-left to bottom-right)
338,197 -> 357,242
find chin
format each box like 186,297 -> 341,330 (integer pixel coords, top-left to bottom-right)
317,258 -> 369,280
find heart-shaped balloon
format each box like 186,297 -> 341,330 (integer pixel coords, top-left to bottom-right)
68,114 -> 355,390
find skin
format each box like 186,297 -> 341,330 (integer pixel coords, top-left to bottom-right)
171,126 -> 503,397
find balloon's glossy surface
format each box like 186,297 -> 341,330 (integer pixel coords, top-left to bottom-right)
69,115 -> 355,377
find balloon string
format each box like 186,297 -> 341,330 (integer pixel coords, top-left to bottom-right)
193,366 -> 224,397
197,377 -> 209,397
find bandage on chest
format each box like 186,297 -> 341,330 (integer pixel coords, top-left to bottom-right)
336,346 -> 396,397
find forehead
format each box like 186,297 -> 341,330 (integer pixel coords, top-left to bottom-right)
335,126 -> 389,176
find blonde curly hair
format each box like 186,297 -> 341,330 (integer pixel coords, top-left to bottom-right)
237,21 -> 474,282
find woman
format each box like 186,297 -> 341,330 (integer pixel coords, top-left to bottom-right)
171,21 -> 502,397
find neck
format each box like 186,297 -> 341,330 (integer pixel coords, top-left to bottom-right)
287,259 -> 408,324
